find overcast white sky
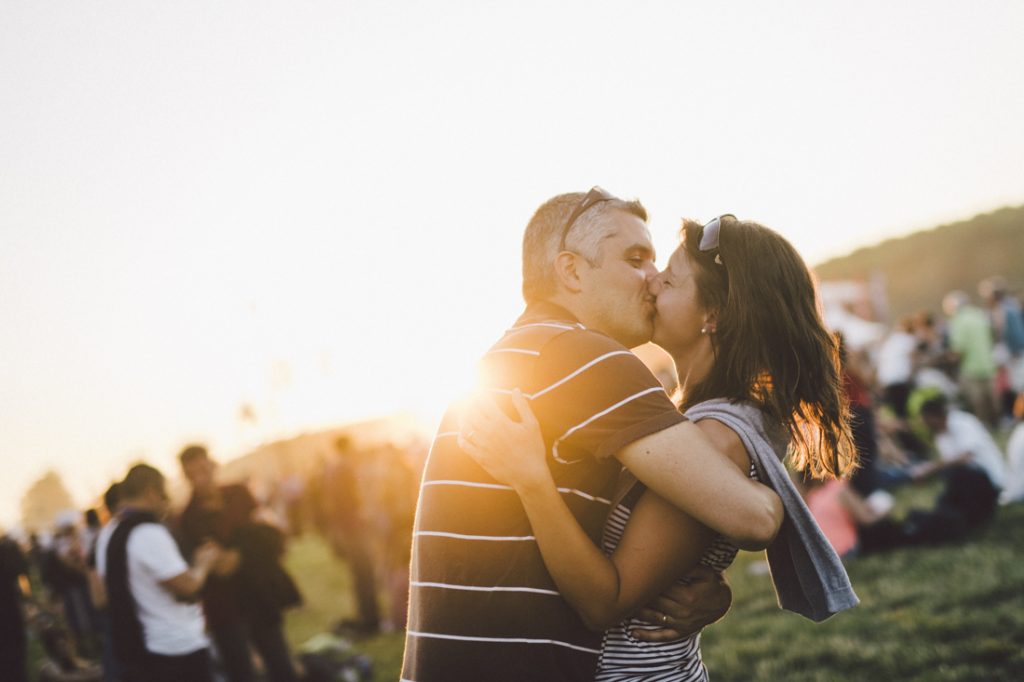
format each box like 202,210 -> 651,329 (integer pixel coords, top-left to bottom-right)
2,1 -> 1023,528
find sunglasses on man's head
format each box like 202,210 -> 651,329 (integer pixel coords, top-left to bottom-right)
559,186 -> 620,251
698,214 -> 737,263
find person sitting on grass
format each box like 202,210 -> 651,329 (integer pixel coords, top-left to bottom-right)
1000,394 -> 1024,505
915,395 -> 1006,527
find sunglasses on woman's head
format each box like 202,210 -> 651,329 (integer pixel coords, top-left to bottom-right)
698,214 -> 736,264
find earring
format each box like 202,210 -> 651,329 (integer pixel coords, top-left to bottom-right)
700,326 -> 708,335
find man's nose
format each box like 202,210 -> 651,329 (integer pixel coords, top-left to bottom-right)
648,274 -> 662,296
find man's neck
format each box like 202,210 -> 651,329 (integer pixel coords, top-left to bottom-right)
118,499 -> 158,516
192,485 -> 222,506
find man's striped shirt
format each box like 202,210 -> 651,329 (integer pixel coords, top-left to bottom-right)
402,302 -> 687,682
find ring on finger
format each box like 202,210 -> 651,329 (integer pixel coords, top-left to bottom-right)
660,614 -> 669,625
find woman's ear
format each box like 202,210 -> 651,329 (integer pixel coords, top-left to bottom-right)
702,310 -> 720,335
554,251 -> 584,294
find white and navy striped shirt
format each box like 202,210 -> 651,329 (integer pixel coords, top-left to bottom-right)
595,463 -> 760,682
402,302 -> 687,682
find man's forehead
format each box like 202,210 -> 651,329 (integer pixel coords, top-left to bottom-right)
605,226 -> 655,257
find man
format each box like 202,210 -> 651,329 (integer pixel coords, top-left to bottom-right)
95,464 -> 220,682
979,276 -> 1024,415
916,395 -> 1005,527
0,532 -> 30,682
876,317 -> 919,418
323,436 -> 380,636
402,188 -> 782,681
87,483 -> 124,682
943,290 -> 999,427
176,445 -> 299,682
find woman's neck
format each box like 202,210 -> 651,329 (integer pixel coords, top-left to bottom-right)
671,342 -> 716,403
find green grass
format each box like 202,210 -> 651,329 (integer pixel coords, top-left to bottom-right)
282,536 -> 405,681
698,502 -> 1024,681
24,499 -> 1024,680
283,502 -> 1024,681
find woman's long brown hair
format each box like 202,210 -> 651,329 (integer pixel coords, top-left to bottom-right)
678,217 -> 857,479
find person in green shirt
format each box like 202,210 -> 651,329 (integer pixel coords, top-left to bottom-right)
943,290 -> 998,428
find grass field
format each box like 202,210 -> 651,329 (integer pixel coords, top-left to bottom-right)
284,499 -> 1024,681
22,495 -> 1022,680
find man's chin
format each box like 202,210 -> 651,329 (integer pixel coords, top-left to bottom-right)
625,322 -> 656,349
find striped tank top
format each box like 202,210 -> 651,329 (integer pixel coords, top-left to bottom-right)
595,462 -> 759,682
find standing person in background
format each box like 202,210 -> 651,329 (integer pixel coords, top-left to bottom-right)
911,310 -> 960,400
87,483 -> 124,682
176,445 -> 300,682
95,464 -> 220,682
52,518 -> 98,658
876,317 -> 919,419
979,277 -> 1024,421
324,436 -> 380,637
1,533 -> 31,682
943,291 -> 999,428
377,446 -> 419,631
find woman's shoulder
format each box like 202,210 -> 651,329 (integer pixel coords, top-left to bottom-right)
685,397 -> 762,428
691,413 -> 751,471
686,398 -> 788,459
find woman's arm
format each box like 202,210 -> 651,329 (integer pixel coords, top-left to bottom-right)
459,391 -> 746,630
616,420 -> 782,550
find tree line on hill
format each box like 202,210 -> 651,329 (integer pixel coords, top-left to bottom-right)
815,205 -> 1024,320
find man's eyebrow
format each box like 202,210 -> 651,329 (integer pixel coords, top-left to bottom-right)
625,243 -> 655,258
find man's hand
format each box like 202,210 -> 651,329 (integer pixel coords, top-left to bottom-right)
631,566 -> 732,641
211,547 -> 241,577
193,540 -> 222,572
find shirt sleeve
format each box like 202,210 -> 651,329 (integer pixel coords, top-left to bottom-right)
948,316 -> 966,353
531,329 -> 687,460
951,412 -> 991,459
129,524 -> 190,583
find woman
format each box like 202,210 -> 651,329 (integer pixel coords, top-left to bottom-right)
459,215 -> 857,681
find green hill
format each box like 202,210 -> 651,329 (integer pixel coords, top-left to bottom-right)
815,205 -> 1024,320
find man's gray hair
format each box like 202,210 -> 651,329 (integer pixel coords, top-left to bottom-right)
521,191 -> 647,303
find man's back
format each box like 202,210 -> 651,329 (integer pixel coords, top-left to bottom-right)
402,302 -> 684,682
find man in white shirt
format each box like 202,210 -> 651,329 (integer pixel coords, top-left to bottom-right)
95,464 -> 220,682
916,396 -> 1005,526
876,318 -> 919,418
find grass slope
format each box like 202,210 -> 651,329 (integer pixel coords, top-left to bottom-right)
702,503 -> 1024,681
284,502 -> 1024,681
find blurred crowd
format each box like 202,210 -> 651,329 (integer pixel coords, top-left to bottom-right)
802,276 -> 1024,557
0,435 -> 425,682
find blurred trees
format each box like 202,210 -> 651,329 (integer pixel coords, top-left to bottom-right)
20,470 -> 75,532
816,205 -> 1024,320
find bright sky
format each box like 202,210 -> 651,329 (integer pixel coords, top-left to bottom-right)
2,1 -> 1023,528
